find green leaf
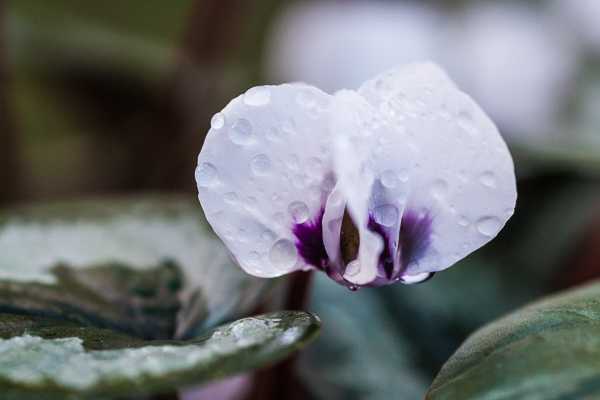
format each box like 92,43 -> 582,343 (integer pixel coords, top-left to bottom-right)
0,310 -> 321,399
426,279 -> 600,400
0,195 -> 274,338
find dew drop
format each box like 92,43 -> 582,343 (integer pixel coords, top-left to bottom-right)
344,260 -> 361,277
400,272 -> 435,285
506,208 -> 515,216
458,169 -> 468,182
286,154 -> 299,169
244,196 -> 257,210
479,171 -> 495,187
265,127 -> 279,141
373,204 -> 400,227
251,154 -> 272,176
457,112 -> 475,132
318,146 -> 328,157
236,229 -> 248,242
305,157 -> 323,178
274,212 -> 284,223
270,239 -> 298,270
457,215 -> 469,227
296,89 -> 315,106
229,119 -> 252,144
398,193 -> 408,204
223,192 -> 237,204
243,86 -> 271,106
225,231 -> 233,239
348,285 -> 361,291
262,230 -> 274,240
282,119 -> 296,133
476,217 -> 502,236
381,170 -> 398,188
292,175 -> 305,188
248,251 -> 261,266
195,163 -> 217,187
362,122 -> 373,137
210,112 -> 225,129
398,168 -> 410,182
431,180 -> 448,200
308,185 -> 321,200
416,98 -> 426,107
288,201 -> 309,223
308,108 -> 318,118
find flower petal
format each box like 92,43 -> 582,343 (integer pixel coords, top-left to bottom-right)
197,84 -> 337,277
380,83 -> 516,277
357,61 -> 457,108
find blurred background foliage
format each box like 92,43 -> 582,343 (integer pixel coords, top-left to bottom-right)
3,0 -> 600,399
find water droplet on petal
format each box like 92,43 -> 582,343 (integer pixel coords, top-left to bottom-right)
381,170 -> 398,188
270,239 -> 298,270
262,230 -> 274,240
236,229 -> 248,242
210,112 -> 224,129
362,122 -> 373,137
506,208 -> 515,216
286,154 -> 299,169
248,251 -> 261,266
244,196 -> 257,210
322,176 -> 335,191
251,154 -> 272,176
348,284 -> 361,291
398,168 -> 409,182
400,272 -> 435,284
479,171 -> 495,187
308,108 -> 318,118
305,157 -> 323,178
344,260 -> 361,277
296,89 -> 315,106
398,193 -> 407,204
243,86 -> 271,106
373,204 -> 400,227
457,215 -> 469,226
288,201 -> 309,223
265,127 -> 278,141
282,119 -> 296,133
439,106 -> 451,120
229,119 -> 252,144
476,217 -> 502,236
274,212 -> 284,223
431,180 -> 448,200
196,163 -> 217,187
458,169 -> 468,182
223,192 -> 237,203
293,175 -> 305,188
457,112 -> 475,132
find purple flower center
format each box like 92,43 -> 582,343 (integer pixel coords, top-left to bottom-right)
292,208 -> 328,270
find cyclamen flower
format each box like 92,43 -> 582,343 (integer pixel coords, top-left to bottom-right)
196,62 -> 516,289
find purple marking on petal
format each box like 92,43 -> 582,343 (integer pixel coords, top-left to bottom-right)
399,210 -> 434,272
367,215 -> 395,279
292,208 -> 328,270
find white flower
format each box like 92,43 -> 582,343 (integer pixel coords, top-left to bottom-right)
196,62 -> 517,289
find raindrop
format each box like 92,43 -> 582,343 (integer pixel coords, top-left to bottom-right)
348,285 -> 361,291
229,119 -> 252,144
400,272 -> 435,285
381,170 -> 398,188
344,260 -> 361,277
286,154 -> 299,169
265,127 -> 278,141
373,204 -> 400,227
210,112 -> 225,129
292,175 -> 305,188
398,193 -> 408,204
308,108 -> 318,118
431,180 -> 449,200
236,229 -> 248,242
308,186 -> 321,200
282,119 -> 296,133
398,168 -> 410,182
305,157 -> 323,178
362,122 -> 373,137
506,208 -> 515,216
476,217 -> 502,236
322,176 -> 335,191
416,98 -> 426,107
479,171 -> 495,187
262,230 -> 274,240
225,231 -> 233,239
296,89 -> 315,106
288,201 -> 309,223
270,239 -> 298,270
196,163 -> 217,187
274,212 -> 284,222
223,192 -> 237,204
248,251 -> 261,266
439,106 -> 451,120
244,196 -> 257,210
457,112 -> 475,132
457,215 -> 469,226
243,86 -> 271,106
458,169 -> 468,182
251,154 -> 272,176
